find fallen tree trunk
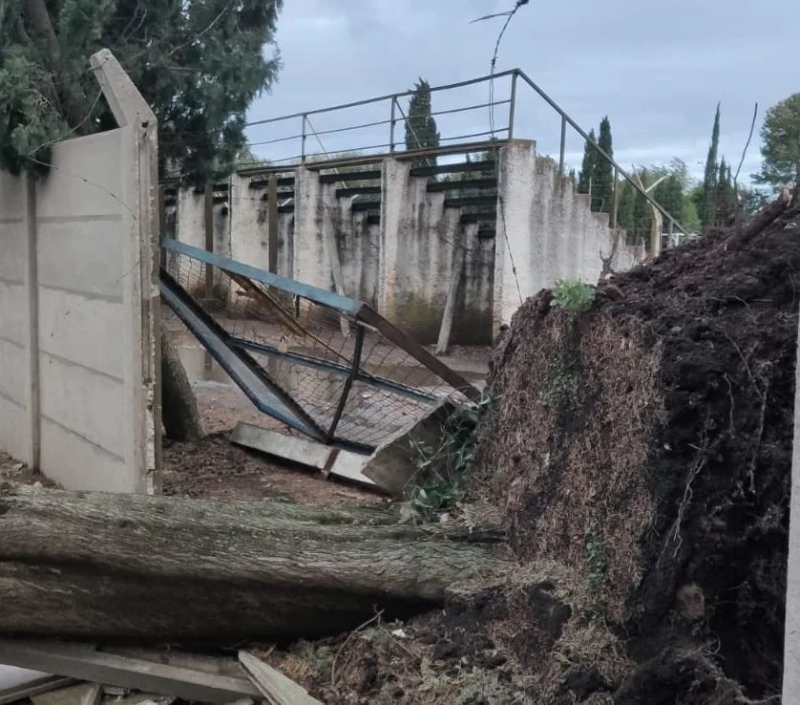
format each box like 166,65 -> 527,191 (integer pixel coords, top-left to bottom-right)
0,486 -> 508,644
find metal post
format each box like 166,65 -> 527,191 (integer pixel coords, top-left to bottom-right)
389,97 -> 397,153
203,183 -> 214,297
668,219 -> 674,249
508,71 -> 518,140
300,113 -> 307,164
558,115 -> 567,179
611,167 -> 619,229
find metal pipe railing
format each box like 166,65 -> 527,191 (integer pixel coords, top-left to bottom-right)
236,67 -> 686,235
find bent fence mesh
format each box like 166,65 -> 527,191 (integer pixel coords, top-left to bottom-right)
161,240 -> 478,452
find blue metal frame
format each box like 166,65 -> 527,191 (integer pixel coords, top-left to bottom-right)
230,337 -> 438,404
161,238 -> 364,315
160,270 -> 328,440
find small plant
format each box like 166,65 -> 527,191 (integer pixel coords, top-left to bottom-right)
551,279 -> 596,317
407,394 -> 492,521
538,355 -> 579,408
585,522 -> 608,593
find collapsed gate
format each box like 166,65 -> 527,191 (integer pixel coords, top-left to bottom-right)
161,239 -> 480,453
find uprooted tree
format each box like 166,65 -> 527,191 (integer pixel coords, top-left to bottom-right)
0,0 -> 285,440
0,485 -> 509,642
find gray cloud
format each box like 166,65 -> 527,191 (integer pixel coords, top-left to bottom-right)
248,0 -> 797,183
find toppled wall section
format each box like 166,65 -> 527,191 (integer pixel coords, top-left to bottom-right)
0,50 -> 159,493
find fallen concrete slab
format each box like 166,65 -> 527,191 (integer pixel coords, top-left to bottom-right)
229,424 -> 377,489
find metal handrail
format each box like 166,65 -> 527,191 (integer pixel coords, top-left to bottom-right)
238,67 -> 685,235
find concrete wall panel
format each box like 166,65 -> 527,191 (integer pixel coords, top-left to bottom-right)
0,338 -> 26,406
0,394 -> 28,464
0,50 -> 160,492
37,288 -> 125,381
39,417 -> 129,492
0,282 -> 26,345
39,353 -> 125,455
37,218 -> 125,300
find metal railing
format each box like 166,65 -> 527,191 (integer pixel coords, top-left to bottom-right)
241,68 -> 685,235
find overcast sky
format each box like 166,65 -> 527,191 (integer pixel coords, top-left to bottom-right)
246,0 -> 797,184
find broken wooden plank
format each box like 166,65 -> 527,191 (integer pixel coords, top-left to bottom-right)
0,677 -> 77,705
32,683 -> 101,705
0,642 -> 260,704
238,652 -> 321,705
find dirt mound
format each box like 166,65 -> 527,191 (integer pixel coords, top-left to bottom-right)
471,191 -> 800,701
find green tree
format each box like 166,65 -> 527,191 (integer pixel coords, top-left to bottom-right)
754,93 -> 800,191
405,78 -> 440,169
591,116 -> 614,213
577,129 -> 597,194
698,103 -> 721,227
0,0 -> 283,184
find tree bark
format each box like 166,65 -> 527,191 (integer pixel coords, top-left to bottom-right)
22,0 -> 91,134
160,321 -> 204,442
0,487 -> 508,644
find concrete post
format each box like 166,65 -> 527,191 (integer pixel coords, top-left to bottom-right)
494,140 -> 537,338
89,48 -> 160,492
783,312 -> 800,703
377,158 -> 412,324
22,173 -> 40,470
293,167 -> 331,290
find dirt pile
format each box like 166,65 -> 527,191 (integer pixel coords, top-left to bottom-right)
260,193 -> 799,704
470,190 -> 800,702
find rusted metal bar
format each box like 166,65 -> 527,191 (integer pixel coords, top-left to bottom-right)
326,326 -> 365,442
356,306 -> 481,403
558,115 -> 567,179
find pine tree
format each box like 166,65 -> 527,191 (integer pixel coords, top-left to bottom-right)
405,79 -> 440,169
591,117 -> 614,213
577,129 -> 597,195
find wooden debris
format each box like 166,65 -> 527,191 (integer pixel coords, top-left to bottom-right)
32,683 -> 101,705
238,652 -> 322,705
0,642 -> 260,704
0,677 -> 77,705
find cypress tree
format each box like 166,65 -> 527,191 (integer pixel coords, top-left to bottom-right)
591,116 -> 614,213
700,104 -> 721,227
577,129 -> 597,195
405,79 -> 440,169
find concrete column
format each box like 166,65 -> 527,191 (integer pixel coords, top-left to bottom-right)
494,140 -> 537,337
378,158 -> 412,322
293,167 -> 332,290
229,173 -> 269,270
176,188 -> 205,251
783,312 -> 800,703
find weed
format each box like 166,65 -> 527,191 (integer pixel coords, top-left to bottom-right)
552,279 -> 596,317
538,355 -> 579,409
585,522 -> 608,593
408,394 -> 492,521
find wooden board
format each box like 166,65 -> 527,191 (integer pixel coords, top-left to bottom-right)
238,652 -> 321,705
0,642 -> 260,704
